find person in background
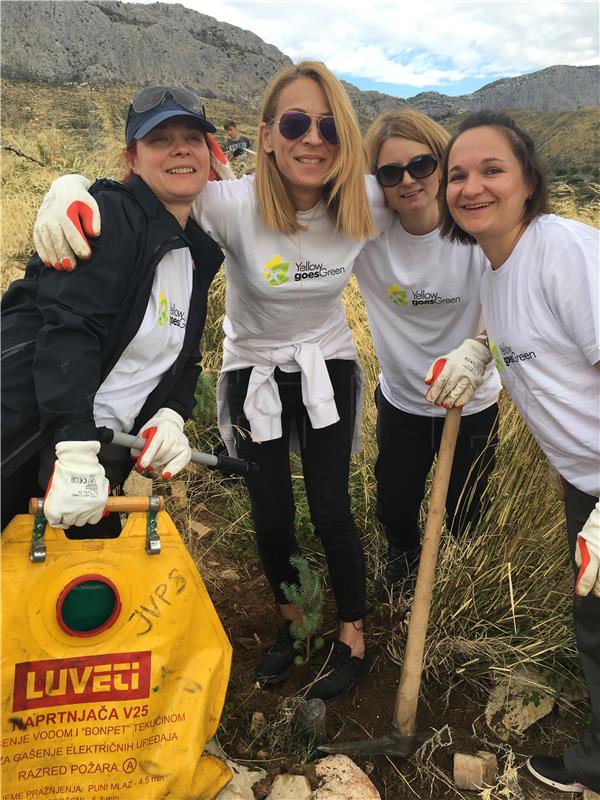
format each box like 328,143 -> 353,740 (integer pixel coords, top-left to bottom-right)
223,120 -> 253,158
28,61 -> 394,702
437,109 -> 600,795
1,87 -> 224,532
353,109 -> 500,585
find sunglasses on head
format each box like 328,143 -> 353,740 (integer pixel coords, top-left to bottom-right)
375,154 -> 438,188
130,86 -> 208,118
271,111 -> 338,145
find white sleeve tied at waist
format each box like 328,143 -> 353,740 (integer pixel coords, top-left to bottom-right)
243,342 -> 339,443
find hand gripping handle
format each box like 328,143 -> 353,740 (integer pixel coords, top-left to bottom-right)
96,427 -> 259,476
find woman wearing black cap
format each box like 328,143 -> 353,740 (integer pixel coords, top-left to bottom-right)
1,87 -> 225,531
24,63 -> 389,701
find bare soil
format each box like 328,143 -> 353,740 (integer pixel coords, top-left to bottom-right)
198,536 -> 586,800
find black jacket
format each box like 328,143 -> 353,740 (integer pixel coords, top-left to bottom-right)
1,176 -> 223,477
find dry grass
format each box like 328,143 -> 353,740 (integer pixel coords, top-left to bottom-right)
2,81 -> 598,797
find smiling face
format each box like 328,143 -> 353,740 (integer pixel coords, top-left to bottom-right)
377,136 -> 441,232
259,76 -> 339,211
446,126 -> 532,262
129,116 -> 210,219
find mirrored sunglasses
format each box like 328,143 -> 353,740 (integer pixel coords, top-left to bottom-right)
375,155 -> 438,188
273,111 -> 338,145
130,86 -> 207,118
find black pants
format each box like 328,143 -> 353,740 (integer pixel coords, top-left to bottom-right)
375,386 -> 499,551
563,482 -> 600,792
227,360 -> 366,622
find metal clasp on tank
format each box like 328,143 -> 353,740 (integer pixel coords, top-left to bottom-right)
145,496 -> 161,555
30,498 -> 47,563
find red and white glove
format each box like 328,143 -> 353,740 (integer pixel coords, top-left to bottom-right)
44,441 -> 109,528
575,501 -> 600,597
206,132 -> 236,181
32,174 -> 100,270
132,408 -> 191,479
425,338 -> 492,408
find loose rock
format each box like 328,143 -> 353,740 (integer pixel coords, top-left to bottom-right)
453,751 -> 498,790
268,774 -> 311,800
583,791 -> 600,800
314,754 -> 381,799
485,665 -> 555,740
250,711 -> 267,738
189,519 -> 212,538
206,739 -> 266,800
220,569 -> 241,581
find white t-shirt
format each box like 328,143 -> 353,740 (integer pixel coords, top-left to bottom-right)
354,221 -> 501,416
94,249 -> 193,433
192,175 -> 393,449
480,214 -> 600,496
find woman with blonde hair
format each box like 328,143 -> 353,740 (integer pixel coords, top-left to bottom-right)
30,61 -> 392,700
354,108 -> 501,585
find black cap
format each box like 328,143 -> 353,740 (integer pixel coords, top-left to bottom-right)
126,91 -> 216,145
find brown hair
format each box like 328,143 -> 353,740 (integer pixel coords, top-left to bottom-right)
120,141 -> 137,182
363,107 -> 449,175
439,109 -> 550,244
255,60 -> 375,239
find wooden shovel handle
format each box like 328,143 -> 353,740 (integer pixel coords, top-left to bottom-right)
29,496 -> 164,515
393,406 -> 462,735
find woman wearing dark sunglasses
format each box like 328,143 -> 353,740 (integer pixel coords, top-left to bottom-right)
2,88 -> 226,532
29,62 -> 393,701
353,108 -> 501,585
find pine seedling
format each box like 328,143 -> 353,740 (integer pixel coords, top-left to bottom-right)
280,555 -> 324,665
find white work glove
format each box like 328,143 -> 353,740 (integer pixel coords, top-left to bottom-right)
44,441 -> 109,528
132,408 -> 191,479
32,174 -> 100,270
206,132 -> 236,181
575,501 -> 600,597
425,338 -> 492,408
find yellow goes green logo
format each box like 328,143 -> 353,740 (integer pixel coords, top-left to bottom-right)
388,283 -> 407,306
158,290 -> 169,326
263,255 -> 289,286
489,339 -> 504,373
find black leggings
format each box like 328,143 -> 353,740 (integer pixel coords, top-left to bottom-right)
375,386 -> 499,549
227,360 -> 366,622
563,482 -> 600,792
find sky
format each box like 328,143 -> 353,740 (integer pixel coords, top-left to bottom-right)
136,0 -> 599,98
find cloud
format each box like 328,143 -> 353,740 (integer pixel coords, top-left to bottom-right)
145,0 -> 600,92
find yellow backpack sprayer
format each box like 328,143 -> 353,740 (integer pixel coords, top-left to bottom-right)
1,433 -> 257,800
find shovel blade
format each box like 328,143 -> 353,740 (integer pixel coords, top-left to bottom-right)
318,730 -> 416,758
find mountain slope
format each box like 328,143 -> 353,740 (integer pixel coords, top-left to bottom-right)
2,1 -> 598,117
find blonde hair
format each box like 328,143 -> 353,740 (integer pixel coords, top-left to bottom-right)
363,108 -> 450,174
255,60 -> 375,239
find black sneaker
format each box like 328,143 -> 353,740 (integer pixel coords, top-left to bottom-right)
384,544 -> 421,586
526,756 -> 585,793
306,640 -> 369,701
255,620 -> 297,685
